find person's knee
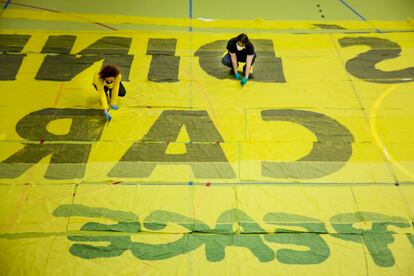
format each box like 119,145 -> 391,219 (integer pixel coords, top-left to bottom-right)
118,83 -> 126,97
222,54 -> 232,67
221,57 -> 229,66
251,53 -> 257,65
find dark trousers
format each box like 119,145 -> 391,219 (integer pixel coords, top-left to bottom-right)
93,82 -> 126,98
221,52 -> 257,68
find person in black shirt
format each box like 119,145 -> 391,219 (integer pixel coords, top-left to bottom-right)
222,33 -> 256,86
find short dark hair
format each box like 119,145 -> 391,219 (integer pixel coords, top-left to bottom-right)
99,65 -> 120,79
236,33 -> 250,45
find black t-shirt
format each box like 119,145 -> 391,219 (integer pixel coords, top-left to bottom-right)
226,37 -> 254,60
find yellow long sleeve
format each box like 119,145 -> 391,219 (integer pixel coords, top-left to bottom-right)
93,73 -> 109,109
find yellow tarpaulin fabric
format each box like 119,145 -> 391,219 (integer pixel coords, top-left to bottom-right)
0,18 -> 414,275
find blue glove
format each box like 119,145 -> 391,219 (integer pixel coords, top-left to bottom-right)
240,77 -> 248,86
104,111 -> 112,122
110,104 -> 119,110
235,72 -> 241,80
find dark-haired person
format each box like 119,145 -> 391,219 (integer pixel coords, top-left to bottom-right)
222,33 -> 256,86
93,65 -> 126,121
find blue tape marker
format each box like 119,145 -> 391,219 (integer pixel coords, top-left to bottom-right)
2,0 -> 12,10
339,0 -> 367,21
189,0 -> 193,32
338,0 -> 382,33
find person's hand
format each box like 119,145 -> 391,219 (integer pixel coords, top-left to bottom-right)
240,77 -> 248,86
104,110 -> 112,122
235,72 -> 241,80
110,104 -> 119,110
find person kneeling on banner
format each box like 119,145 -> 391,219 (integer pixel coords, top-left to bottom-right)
222,33 -> 256,86
93,65 -> 126,121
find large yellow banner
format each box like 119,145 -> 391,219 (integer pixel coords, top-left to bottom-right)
0,27 -> 413,275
